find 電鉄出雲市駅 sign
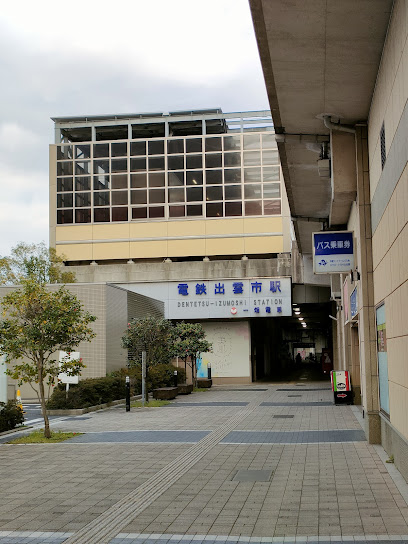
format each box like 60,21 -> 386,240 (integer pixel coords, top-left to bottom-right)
312,231 -> 354,274
168,277 -> 291,319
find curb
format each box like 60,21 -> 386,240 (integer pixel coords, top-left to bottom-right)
47,395 -> 142,416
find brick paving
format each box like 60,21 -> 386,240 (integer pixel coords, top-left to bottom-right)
0,382 -> 407,543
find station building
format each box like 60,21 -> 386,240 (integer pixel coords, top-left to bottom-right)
249,0 -> 408,480
46,109 -> 331,385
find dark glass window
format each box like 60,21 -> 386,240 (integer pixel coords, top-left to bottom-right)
205,170 -> 222,184
225,202 -> 242,216
245,201 -> 262,216
169,205 -> 185,217
206,202 -> 223,217
57,178 -> 73,192
94,192 -> 110,206
168,156 -> 184,170
186,171 -> 203,186
94,160 -> 110,175
168,188 -> 184,203
57,162 -> 73,176
149,206 -> 165,218
244,184 -> 261,199
167,140 -> 184,154
205,154 -> 222,168
75,177 -> 91,191
130,157 -> 146,171
94,208 -> 110,222
132,207 -> 147,219
111,159 -> 127,173
112,207 -> 128,221
149,189 -> 165,204
148,156 -> 165,171
264,200 -> 281,215
148,140 -> 164,155
75,193 -> 91,207
187,204 -> 203,216
186,187 -> 203,202
223,135 -> 241,151
224,169 -> 241,184
94,175 -> 110,190
205,137 -> 222,152
224,153 -> 240,167
57,194 -> 73,208
149,172 -> 165,187
206,186 -> 223,201
225,185 -> 241,200
186,139 -> 202,153
130,141 -> 146,156
111,174 -> 128,190
112,191 -> 128,205
75,209 -> 91,223
186,155 -> 202,169
130,173 -> 147,188
93,143 -> 109,158
57,209 -> 73,224
111,142 -> 127,157
168,171 -> 184,186
75,144 -> 90,159
75,161 -> 90,175
131,190 -> 147,204
57,145 -> 73,160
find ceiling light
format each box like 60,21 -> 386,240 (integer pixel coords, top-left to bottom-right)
298,317 -> 304,321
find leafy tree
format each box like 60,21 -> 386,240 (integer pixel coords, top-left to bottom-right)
121,317 -> 173,401
0,279 -> 96,438
0,242 -> 75,285
171,322 -> 212,387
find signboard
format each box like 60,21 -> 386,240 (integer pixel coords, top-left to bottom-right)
168,277 -> 292,319
58,351 -> 80,384
350,287 -> 358,318
313,231 -> 354,274
331,370 -> 351,392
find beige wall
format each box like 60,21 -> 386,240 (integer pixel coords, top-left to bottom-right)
369,0 -> 408,442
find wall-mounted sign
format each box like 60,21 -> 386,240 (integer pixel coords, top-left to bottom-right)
350,287 -> 358,318
58,351 -> 80,384
312,231 -> 354,274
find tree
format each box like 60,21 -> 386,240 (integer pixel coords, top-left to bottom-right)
171,322 -> 212,387
0,279 -> 96,437
121,317 -> 173,401
0,242 -> 76,285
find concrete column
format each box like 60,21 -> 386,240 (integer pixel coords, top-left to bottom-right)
355,125 -> 380,443
0,355 -> 7,403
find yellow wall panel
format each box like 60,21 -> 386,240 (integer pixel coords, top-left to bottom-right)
56,225 -> 93,242
129,221 -> 167,239
130,240 -> 167,259
205,237 -> 245,255
92,223 -> 130,240
92,242 -> 130,260
56,243 -> 93,261
168,239 -> 206,257
205,218 -> 244,235
168,220 -> 206,237
244,236 -> 283,254
243,217 -> 282,234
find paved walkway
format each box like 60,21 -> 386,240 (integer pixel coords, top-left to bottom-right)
0,383 -> 407,544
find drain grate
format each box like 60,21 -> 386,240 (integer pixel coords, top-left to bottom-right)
273,415 -> 294,419
233,469 -> 273,482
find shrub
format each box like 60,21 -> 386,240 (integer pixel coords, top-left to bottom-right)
47,376 -> 126,410
110,363 -> 186,394
0,401 -> 24,432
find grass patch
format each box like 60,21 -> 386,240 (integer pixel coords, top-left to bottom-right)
131,400 -> 170,408
7,430 -> 81,444
193,387 -> 209,392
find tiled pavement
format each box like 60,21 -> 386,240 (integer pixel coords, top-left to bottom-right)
0,383 -> 408,543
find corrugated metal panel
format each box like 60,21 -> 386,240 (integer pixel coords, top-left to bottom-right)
127,291 -> 164,321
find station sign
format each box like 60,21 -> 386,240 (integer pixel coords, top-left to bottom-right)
312,231 -> 354,274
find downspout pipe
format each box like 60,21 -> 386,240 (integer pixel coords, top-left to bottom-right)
323,115 -> 355,134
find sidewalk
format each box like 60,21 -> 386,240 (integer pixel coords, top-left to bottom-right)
0,383 -> 407,544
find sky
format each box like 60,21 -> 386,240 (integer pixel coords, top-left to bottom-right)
0,0 -> 269,256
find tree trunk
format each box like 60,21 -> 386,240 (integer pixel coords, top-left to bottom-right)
192,357 -> 197,389
38,364 -> 51,439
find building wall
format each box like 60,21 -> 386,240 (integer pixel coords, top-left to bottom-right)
368,0 -> 408,477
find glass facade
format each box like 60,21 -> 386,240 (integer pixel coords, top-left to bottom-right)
56,132 -> 281,224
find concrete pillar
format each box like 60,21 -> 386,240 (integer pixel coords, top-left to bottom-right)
0,355 -> 7,403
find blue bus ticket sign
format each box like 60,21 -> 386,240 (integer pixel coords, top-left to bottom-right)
312,231 -> 354,274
